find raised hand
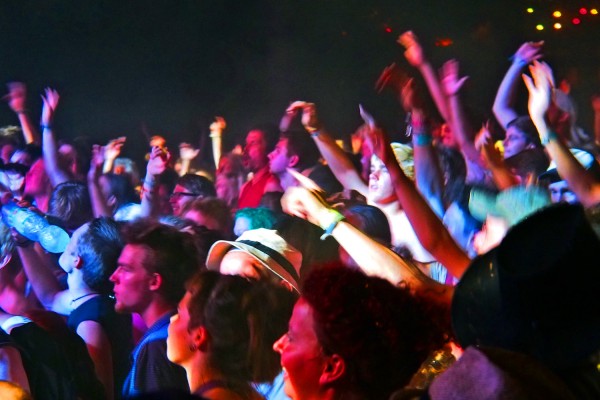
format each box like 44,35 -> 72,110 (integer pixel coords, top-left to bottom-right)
359,106 -> 395,165
147,145 -> 171,177
209,116 -> 227,132
398,31 -> 425,68
513,41 -> 544,65
375,62 -> 409,94
279,105 -> 297,132
179,142 -> 199,161
281,186 -> 331,227
399,78 -> 426,112
286,101 -> 321,132
40,88 -> 60,126
439,59 -> 469,97
88,144 -> 105,181
522,60 -> 554,128
475,123 -> 502,168
4,82 -> 27,113
104,136 -> 126,161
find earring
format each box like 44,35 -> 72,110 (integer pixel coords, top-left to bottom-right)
189,343 -> 197,351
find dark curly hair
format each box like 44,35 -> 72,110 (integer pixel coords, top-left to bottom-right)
186,271 -> 296,385
302,266 -> 449,399
78,217 -> 124,294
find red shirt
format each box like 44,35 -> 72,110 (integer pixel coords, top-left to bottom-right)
238,166 -> 277,209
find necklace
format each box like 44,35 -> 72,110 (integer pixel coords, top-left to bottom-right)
70,292 -> 99,305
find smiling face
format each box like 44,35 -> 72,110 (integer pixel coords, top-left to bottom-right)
273,298 -> 326,400
367,155 -> 396,205
169,184 -> 197,216
110,244 -> 155,313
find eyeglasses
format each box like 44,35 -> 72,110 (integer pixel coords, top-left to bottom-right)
169,192 -> 199,200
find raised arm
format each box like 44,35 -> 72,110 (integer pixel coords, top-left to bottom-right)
365,124 -> 471,279
398,31 -> 450,121
15,240 -> 70,314
102,136 -> 126,174
140,146 -> 171,217
476,124 -> 519,190
209,116 -> 226,169
287,101 -> 368,195
281,186 -> 453,307
40,88 -> 71,187
492,41 -> 543,129
524,61 -> 600,207
88,145 -> 113,218
176,143 -> 199,177
4,82 -> 40,145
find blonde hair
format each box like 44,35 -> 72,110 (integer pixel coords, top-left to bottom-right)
390,142 -> 414,180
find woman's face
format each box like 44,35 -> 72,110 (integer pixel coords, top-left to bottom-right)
368,155 -> 396,205
273,298 -> 326,399
167,291 -> 195,367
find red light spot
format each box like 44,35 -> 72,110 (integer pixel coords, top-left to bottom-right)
580,8 -> 588,15
384,27 -> 392,33
573,18 -> 581,24
435,38 -> 454,47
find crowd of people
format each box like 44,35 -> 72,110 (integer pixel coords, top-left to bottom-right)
0,31 -> 599,399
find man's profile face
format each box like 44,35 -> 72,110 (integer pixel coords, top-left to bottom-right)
243,130 -> 268,172
110,244 -> 156,313
268,138 -> 293,175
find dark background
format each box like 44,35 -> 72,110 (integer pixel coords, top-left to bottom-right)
1,0 -> 599,164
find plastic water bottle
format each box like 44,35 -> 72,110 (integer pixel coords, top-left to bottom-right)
38,225 -> 70,254
1,202 -> 36,236
1,201 -> 69,253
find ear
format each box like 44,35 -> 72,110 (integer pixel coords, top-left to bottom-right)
148,272 -> 162,292
319,354 -> 346,386
288,154 -> 300,168
191,325 -> 209,352
73,255 -> 84,270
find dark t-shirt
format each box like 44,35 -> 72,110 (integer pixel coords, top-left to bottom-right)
10,321 -> 104,400
122,312 -> 188,398
68,295 -> 134,400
